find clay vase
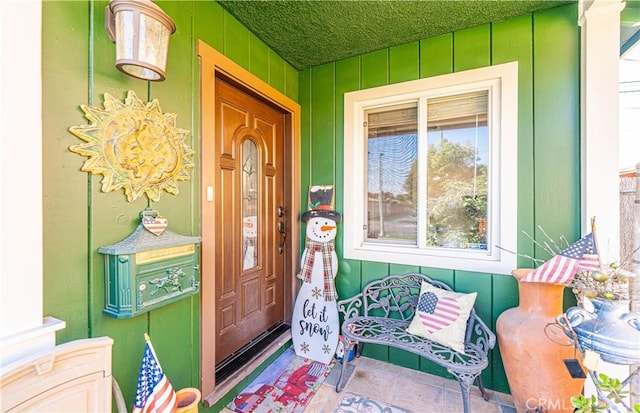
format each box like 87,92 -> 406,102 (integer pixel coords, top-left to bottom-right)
496,269 -> 585,413
175,387 -> 201,413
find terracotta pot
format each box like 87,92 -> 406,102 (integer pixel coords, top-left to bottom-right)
175,387 -> 201,413
496,269 -> 585,413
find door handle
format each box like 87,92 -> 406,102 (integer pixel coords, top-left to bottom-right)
278,221 -> 286,254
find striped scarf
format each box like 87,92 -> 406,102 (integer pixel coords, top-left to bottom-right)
297,238 -> 337,301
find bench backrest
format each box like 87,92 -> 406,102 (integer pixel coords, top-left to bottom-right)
359,273 -> 448,319
358,272 -> 481,346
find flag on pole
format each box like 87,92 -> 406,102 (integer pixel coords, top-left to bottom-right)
522,233 -> 595,284
132,334 -> 178,413
577,232 -> 600,271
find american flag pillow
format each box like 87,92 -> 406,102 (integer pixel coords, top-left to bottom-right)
406,281 -> 477,354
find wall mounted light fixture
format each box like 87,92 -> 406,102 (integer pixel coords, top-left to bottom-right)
105,0 -> 176,81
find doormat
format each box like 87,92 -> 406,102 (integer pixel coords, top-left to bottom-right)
227,347 -> 335,413
333,391 -> 412,413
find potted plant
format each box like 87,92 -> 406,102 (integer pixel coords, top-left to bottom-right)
562,255 -> 639,366
497,220 -> 639,413
559,251 -> 640,413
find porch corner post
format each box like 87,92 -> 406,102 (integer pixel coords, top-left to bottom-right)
632,162 -> 640,406
632,163 -> 640,314
578,0 -> 624,247
578,0 -> 630,405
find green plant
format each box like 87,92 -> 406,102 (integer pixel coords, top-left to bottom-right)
572,394 -> 607,413
571,373 -> 640,413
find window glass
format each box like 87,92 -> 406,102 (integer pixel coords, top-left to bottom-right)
242,139 -> 258,270
426,91 -> 488,250
366,104 -> 418,245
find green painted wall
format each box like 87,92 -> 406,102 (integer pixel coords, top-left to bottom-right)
299,4 -> 580,394
41,1 -> 297,410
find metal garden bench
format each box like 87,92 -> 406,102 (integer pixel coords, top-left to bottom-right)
335,272 -> 496,413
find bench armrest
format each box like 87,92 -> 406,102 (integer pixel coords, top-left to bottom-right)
337,293 -> 364,320
467,313 -> 496,356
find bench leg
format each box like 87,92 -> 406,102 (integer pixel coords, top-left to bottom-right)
336,340 -> 356,392
449,371 -> 477,413
476,375 -> 491,401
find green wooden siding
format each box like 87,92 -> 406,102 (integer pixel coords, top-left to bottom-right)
333,56 -> 362,306
389,42 -> 420,84
298,3 -> 580,394
420,33 -> 453,78
453,25 -> 491,72
310,63 -> 336,185
492,14 -> 537,269
533,5 -> 581,246
490,14 -> 536,390
42,0 -> 93,345
42,1 -> 297,410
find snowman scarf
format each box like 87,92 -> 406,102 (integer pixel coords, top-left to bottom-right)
297,238 -> 337,301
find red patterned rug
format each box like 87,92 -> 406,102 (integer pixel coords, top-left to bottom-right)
227,347 -> 335,413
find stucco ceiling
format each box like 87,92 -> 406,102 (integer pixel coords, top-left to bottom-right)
217,0 -> 574,70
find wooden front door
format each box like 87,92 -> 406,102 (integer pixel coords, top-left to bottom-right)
214,77 -> 286,364
199,41 -> 300,401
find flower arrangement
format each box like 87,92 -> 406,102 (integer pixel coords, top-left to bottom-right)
565,218 -> 637,303
498,218 -> 637,304
568,261 -> 635,304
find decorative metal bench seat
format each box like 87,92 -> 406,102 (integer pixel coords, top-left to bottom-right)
336,273 -> 496,413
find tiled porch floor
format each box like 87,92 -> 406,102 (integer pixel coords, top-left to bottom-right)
222,355 -> 516,413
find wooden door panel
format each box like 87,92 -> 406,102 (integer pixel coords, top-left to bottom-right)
241,278 -> 260,316
218,165 -> 237,299
214,77 -> 285,364
265,285 -> 276,307
254,118 -> 275,164
219,102 -> 248,157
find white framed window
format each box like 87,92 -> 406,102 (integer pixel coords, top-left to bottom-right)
343,62 -> 518,274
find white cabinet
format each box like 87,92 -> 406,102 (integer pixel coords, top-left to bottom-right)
1,337 -> 113,412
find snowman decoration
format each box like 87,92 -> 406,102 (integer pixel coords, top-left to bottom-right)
291,185 -> 341,364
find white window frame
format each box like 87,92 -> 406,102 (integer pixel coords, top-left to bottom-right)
343,62 -> 519,274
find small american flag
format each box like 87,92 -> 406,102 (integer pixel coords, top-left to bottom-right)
577,232 -> 600,271
132,337 -> 178,413
418,292 -> 460,333
522,232 -> 596,284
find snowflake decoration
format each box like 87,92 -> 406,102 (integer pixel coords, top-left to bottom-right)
311,287 -> 322,299
322,344 -> 331,354
300,342 -> 310,353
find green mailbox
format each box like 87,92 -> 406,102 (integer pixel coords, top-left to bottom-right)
99,224 -> 201,319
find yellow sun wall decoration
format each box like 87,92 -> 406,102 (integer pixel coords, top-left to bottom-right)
69,91 -> 194,202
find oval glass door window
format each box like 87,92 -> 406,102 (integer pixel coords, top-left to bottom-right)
242,139 -> 259,270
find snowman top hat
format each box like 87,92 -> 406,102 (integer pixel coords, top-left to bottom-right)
301,185 -> 342,222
